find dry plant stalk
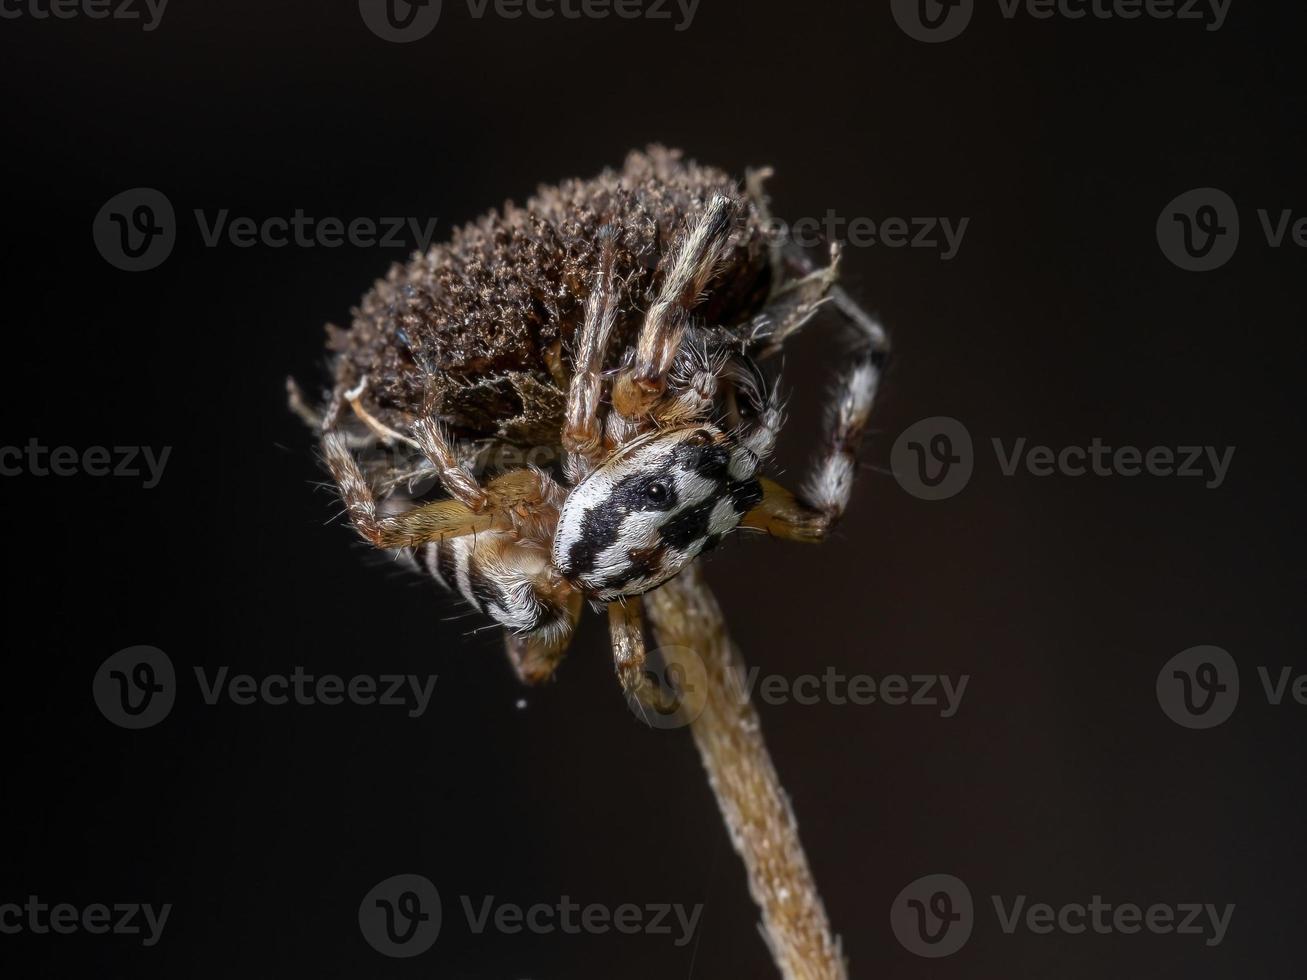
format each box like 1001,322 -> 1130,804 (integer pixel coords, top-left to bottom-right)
646,565 -> 846,980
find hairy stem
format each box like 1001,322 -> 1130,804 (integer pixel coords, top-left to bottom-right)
645,566 -> 846,980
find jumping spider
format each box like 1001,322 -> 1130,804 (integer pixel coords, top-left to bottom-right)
291,147 -> 888,705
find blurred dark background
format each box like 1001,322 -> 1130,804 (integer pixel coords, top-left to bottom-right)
2,0 -> 1303,976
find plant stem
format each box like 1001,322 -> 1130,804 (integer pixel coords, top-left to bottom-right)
645,566 -> 846,980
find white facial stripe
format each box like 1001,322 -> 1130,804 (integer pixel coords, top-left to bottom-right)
588,511 -> 663,579
551,441 -> 681,570
670,467 -> 719,502
586,469 -> 720,572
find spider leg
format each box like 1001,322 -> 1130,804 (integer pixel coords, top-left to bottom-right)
778,240 -> 889,351
562,227 -> 620,483
287,376 -> 377,450
613,195 -> 739,420
336,369 -> 493,515
502,589 -> 583,685
750,244 -> 843,358
321,431 -> 494,548
286,376 -> 323,429
505,630 -> 570,686
740,348 -> 886,542
745,164 -> 888,356
746,164 -> 849,338
608,597 -> 648,696
343,375 -> 422,449
608,598 -> 692,716
410,412 -> 491,512
722,353 -> 784,481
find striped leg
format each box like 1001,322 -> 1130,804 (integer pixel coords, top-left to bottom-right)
562,228 -> 620,484
410,413 -> 489,512
322,431 -> 492,548
723,354 -> 783,482
609,598 -> 647,695
505,626 -> 577,686
740,348 -> 886,542
611,597 -> 698,716
612,195 -> 739,420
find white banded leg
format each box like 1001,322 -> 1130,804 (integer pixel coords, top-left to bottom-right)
740,343 -> 887,542
799,349 -> 884,523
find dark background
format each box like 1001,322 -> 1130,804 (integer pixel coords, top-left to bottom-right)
2,0 -> 1303,976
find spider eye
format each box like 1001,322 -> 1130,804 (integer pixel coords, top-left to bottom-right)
685,429 -> 712,447
645,481 -> 671,503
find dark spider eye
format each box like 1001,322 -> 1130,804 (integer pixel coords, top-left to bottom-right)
685,430 -> 712,447
646,481 -> 670,503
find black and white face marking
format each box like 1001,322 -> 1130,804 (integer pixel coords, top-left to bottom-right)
552,426 -> 764,601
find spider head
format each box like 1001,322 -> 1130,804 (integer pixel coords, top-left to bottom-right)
552,425 -> 764,601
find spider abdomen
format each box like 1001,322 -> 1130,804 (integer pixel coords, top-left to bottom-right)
407,534 -> 570,637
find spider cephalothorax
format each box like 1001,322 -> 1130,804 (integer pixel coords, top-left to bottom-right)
291,147 -> 888,698
552,424 -> 764,601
